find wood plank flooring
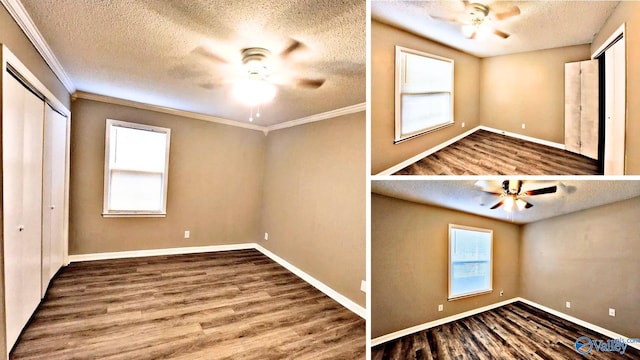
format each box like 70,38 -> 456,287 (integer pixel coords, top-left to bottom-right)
10,249 -> 365,360
372,301 -> 640,360
394,130 -> 600,175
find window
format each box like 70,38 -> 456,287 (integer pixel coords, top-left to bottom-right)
395,46 -> 454,143
103,119 -> 171,217
448,224 -> 493,300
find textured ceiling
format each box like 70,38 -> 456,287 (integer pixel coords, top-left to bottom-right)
372,0 -> 619,58
372,180 -> 640,224
19,0 -> 365,125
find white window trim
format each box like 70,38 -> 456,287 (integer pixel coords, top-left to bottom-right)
448,224 -> 493,301
394,46 -> 455,144
102,119 -> 171,217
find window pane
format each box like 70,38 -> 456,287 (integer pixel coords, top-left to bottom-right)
401,93 -> 451,136
109,170 -> 163,211
450,227 -> 492,299
403,52 -> 453,93
110,126 -> 167,172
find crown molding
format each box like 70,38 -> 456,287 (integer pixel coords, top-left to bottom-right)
73,91 -> 267,132
1,0 -> 75,93
266,102 -> 366,133
74,91 -> 364,134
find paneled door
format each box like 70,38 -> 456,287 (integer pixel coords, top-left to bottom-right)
42,103 -> 68,294
3,72 -> 45,350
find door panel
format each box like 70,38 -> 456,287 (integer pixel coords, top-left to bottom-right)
3,74 -> 45,350
580,60 -> 599,159
43,104 -> 67,286
604,38 -> 626,175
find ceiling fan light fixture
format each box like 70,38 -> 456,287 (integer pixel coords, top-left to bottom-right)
503,196 -> 515,212
232,76 -> 277,107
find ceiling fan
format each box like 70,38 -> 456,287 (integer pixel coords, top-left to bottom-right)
478,180 -> 557,211
193,39 -> 326,121
434,1 -> 521,39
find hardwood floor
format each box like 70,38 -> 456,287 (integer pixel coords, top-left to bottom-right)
372,302 -> 640,360
11,249 -> 365,360
394,130 -> 600,175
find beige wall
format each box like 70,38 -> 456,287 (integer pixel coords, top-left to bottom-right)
0,5 -> 70,109
1,5 -> 72,358
260,112 -> 366,307
371,21 -> 481,174
69,98 -> 266,254
371,194 -> 520,338
520,196 -> 640,338
480,45 -> 591,144
592,2 -> 640,174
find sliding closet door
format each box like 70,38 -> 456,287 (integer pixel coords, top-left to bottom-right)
42,104 -> 67,292
3,73 -> 45,350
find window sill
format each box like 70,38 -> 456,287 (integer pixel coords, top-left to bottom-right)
102,213 -> 166,218
394,122 -> 454,144
448,289 -> 493,301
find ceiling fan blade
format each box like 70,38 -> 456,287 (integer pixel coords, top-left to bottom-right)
524,201 -> 534,209
295,78 -> 326,89
493,5 -> 521,21
492,27 -> 510,39
481,190 -> 503,196
280,39 -> 306,59
462,0 -> 469,6
468,30 -> 477,39
192,46 -> 228,64
431,15 -> 461,24
525,186 -> 557,196
490,200 -> 504,210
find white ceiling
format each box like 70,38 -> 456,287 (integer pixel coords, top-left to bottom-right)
372,180 -> 640,224
18,0 -> 365,126
371,0 -> 619,58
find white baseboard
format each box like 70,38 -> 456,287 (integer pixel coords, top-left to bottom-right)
67,243 -> 365,319
376,126 -> 568,176
372,297 -> 640,352
519,298 -> 640,351
479,126 -> 566,150
376,126 -> 481,176
254,244 -> 366,319
371,297 -> 519,346
68,243 -> 255,262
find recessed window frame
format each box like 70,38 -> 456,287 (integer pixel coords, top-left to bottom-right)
394,46 -> 455,143
102,119 -> 171,218
448,224 -> 493,301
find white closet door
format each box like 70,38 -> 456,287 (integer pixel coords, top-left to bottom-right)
564,62 -> 581,154
42,104 -> 67,291
604,37 -> 626,175
3,74 -> 44,351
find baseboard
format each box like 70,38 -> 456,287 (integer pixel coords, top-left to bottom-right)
376,126 -> 480,176
67,243 -> 365,319
478,126 -> 566,150
376,125 -> 568,176
371,297 -> 519,347
67,243 -> 256,262
519,298 -> 640,351
254,244 -> 366,319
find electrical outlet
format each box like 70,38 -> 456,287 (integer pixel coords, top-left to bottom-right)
500,290 -> 504,297
566,301 -> 571,309
461,122 -> 465,128
438,304 -> 443,312
360,280 -> 366,293
521,123 -> 526,129
264,232 -> 269,240
184,230 -> 190,239
609,308 -> 615,317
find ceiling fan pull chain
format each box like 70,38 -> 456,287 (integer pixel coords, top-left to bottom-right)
249,106 -> 254,122
256,105 -> 261,118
